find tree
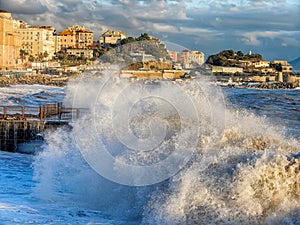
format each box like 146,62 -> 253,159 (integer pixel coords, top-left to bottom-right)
120,36 -> 136,45
237,50 -> 244,59
136,33 -> 150,41
28,55 -> 35,62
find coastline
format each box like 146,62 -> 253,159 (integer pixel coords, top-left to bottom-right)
0,74 -> 69,87
216,81 -> 300,90
1,72 -> 299,90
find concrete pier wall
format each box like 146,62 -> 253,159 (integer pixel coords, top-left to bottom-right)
0,120 -> 69,152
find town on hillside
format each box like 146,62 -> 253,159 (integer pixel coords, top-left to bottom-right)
0,10 -> 299,88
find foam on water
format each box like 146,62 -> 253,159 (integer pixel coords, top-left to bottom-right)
0,84 -> 65,106
143,110 -> 299,224
32,70 -> 299,224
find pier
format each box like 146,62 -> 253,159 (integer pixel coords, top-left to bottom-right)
0,103 -> 85,152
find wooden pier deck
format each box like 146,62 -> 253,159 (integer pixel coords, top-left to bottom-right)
0,103 -> 86,152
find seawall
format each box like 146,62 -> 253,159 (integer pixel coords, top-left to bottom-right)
0,120 -> 69,152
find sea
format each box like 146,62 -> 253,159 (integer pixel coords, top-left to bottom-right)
0,76 -> 299,224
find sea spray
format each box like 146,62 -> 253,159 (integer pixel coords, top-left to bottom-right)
33,68 -> 299,224
142,105 -> 299,225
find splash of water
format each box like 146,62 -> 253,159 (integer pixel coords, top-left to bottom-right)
33,68 -> 299,224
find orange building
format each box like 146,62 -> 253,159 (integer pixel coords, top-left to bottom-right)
0,10 -> 23,70
59,25 -> 94,49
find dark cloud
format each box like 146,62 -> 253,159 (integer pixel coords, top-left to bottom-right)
0,0 -> 47,15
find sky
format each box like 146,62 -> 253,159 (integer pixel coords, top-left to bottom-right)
0,0 -> 299,61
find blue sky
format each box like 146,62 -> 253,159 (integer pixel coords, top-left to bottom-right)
1,0 -> 299,60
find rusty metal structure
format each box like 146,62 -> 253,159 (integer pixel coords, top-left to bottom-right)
0,103 -> 85,152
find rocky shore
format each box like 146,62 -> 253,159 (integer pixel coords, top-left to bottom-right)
253,82 -> 299,89
0,74 -> 69,87
220,81 -> 300,89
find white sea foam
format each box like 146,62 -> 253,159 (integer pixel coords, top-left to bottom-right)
33,68 -> 299,224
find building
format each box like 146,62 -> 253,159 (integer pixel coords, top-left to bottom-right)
168,50 -> 177,62
19,25 -> 56,61
0,10 -> 23,70
212,66 -> 243,74
53,35 -> 61,53
99,30 -> 126,45
178,49 -> 205,68
66,48 -> 93,59
273,60 -> 293,75
59,25 -> 94,49
254,60 -> 270,68
190,50 -> 205,66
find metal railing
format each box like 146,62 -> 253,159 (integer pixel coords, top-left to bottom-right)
0,103 -> 87,121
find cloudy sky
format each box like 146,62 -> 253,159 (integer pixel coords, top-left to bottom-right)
1,0 -> 299,60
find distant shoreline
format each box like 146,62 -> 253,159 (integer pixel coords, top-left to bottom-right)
215,81 -> 300,90
0,74 -> 69,87
1,73 -> 299,90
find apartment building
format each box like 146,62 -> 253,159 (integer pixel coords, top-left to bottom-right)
19,25 -> 56,61
168,50 -> 178,62
0,10 -> 23,70
99,30 -> 126,45
179,49 -> 205,68
59,25 -> 94,49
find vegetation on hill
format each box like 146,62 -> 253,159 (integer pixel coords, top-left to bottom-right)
99,33 -> 171,69
206,49 -> 263,67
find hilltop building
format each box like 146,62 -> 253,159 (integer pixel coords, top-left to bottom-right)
99,30 -> 126,45
0,10 -> 23,70
59,25 -> 94,49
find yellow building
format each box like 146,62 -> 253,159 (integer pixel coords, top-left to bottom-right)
53,35 -> 61,53
0,10 -> 23,70
99,30 -> 126,45
19,25 -> 56,61
59,25 -> 94,49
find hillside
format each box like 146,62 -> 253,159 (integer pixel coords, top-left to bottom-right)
289,57 -> 300,70
206,49 -> 263,67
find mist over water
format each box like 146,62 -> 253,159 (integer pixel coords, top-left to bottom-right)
33,69 -> 299,224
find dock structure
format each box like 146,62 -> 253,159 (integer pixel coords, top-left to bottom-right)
0,103 -> 85,152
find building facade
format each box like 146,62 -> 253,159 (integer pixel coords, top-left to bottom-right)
168,50 -> 178,62
99,30 -> 126,45
19,25 -> 56,61
59,25 -> 94,49
0,10 -> 23,70
273,60 -> 293,75
179,49 -> 205,68
212,66 -> 243,74
66,48 -> 93,59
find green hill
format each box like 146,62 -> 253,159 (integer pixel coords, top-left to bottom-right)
206,49 -> 263,67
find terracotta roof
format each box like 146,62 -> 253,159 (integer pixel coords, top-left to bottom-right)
59,30 -> 75,35
0,10 -> 9,13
